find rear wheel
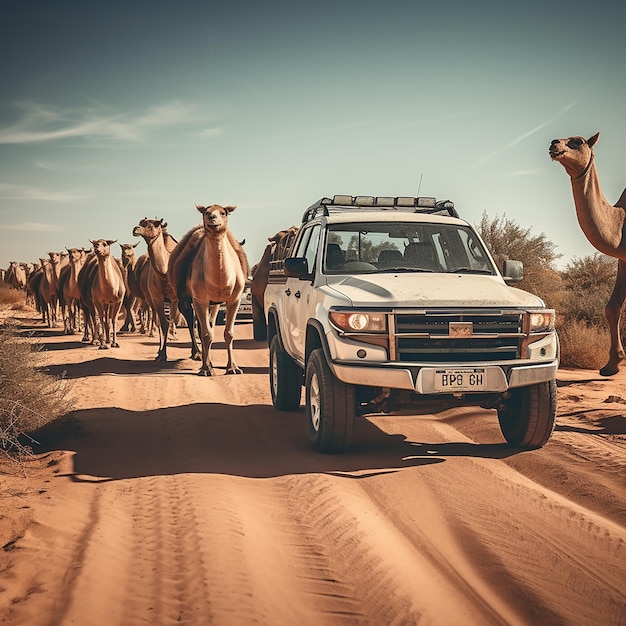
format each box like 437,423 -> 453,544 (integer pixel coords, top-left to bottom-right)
305,349 -> 355,453
269,336 -> 301,410
497,380 -> 557,449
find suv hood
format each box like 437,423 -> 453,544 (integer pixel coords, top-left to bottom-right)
325,273 -> 544,308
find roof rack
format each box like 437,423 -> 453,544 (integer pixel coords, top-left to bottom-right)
301,195 -> 458,223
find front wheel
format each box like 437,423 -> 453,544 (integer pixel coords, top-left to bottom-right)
269,336 -> 302,411
497,380 -> 557,449
305,349 -> 355,453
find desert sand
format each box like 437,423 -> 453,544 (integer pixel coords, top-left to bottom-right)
1,313 -> 624,626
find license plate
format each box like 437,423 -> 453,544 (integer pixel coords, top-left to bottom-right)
434,368 -> 486,391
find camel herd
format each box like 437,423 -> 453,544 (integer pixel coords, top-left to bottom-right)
2,205 -> 255,376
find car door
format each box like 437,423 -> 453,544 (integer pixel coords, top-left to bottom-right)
284,224 -> 321,360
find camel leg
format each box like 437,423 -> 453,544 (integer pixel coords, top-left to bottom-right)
195,301 -> 216,376
600,259 -> 626,376
178,296 -> 201,360
153,298 -> 169,361
110,302 -> 122,348
95,303 -> 109,349
224,304 -> 243,375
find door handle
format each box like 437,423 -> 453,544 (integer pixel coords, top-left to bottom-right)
285,288 -> 291,296
295,290 -> 301,298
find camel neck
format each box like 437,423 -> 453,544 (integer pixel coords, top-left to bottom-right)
571,161 -> 625,255
146,233 -> 170,275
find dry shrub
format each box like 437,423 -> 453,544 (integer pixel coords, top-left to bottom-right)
0,282 -> 29,309
557,318 -> 609,370
0,322 -> 73,459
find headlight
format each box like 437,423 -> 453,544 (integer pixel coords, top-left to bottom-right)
329,311 -> 387,333
529,310 -> 555,332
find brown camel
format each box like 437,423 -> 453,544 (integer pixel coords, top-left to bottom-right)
118,242 -> 142,333
38,252 -> 63,327
132,218 -> 199,361
87,239 -> 126,348
58,247 -> 86,335
26,263 -> 45,323
550,132 -> 626,375
168,204 -> 248,376
250,226 -> 298,341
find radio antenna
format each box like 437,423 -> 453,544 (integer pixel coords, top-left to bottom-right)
417,173 -> 423,196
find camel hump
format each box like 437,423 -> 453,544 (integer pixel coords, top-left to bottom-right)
168,224 -> 204,296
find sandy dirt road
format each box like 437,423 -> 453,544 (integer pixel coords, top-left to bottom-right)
1,314 -> 625,626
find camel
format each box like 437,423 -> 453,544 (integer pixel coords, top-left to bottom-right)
550,132 -> 626,375
132,218 -> 199,361
168,204 -> 248,376
58,247 -> 87,335
26,263 -> 45,322
118,242 -> 142,333
250,226 -> 298,341
85,239 -> 126,348
38,252 -> 63,327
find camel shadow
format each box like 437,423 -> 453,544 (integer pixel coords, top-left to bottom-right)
32,403 -> 521,482
37,340 -> 87,351
44,357 -> 199,378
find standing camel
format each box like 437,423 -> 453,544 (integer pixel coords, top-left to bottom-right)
58,247 -> 87,335
550,132 -> 626,375
38,252 -> 63,327
118,242 -> 141,333
250,226 -> 298,341
168,204 -> 248,376
87,239 -> 126,348
132,218 -> 199,361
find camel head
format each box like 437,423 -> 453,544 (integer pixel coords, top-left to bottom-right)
549,132 -> 599,178
48,251 -> 61,265
196,204 -> 237,234
90,239 -> 117,259
133,218 -> 165,240
119,242 -> 140,265
66,247 -> 83,262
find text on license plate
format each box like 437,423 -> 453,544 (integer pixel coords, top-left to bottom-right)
434,368 -> 486,391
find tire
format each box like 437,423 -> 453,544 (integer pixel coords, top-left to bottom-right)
216,309 -> 226,326
270,336 -> 302,411
497,380 -> 557,449
305,348 -> 355,453
252,296 -> 267,341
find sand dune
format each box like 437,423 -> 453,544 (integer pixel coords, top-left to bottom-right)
1,315 -> 624,625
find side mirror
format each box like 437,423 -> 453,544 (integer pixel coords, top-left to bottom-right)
502,260 -> 523,284
284,257 -> 310,279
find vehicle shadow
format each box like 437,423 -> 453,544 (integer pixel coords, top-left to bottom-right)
33,402 -> 521,482
555,415 -> 626,435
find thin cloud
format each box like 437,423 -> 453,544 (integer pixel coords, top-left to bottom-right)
198,127 -> 223,138
470,102 -> 578,170
505,169 -> 543,177
4,222 -> 64,232
0,100 -> 199,145
0,182 -> 89,202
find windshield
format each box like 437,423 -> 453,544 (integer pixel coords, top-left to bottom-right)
324,222 -> 495,275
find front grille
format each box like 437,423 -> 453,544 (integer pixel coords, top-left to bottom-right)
394,311 -> 523,362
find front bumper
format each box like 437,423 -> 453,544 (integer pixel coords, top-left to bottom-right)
331,359 -> 559,394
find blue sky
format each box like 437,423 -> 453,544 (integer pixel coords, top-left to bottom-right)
1,1 -> 624,272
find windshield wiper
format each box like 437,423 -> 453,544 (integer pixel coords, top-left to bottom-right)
448,267 -> 494,275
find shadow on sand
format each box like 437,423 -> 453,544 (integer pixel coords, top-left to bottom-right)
33,402 -> 521,482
